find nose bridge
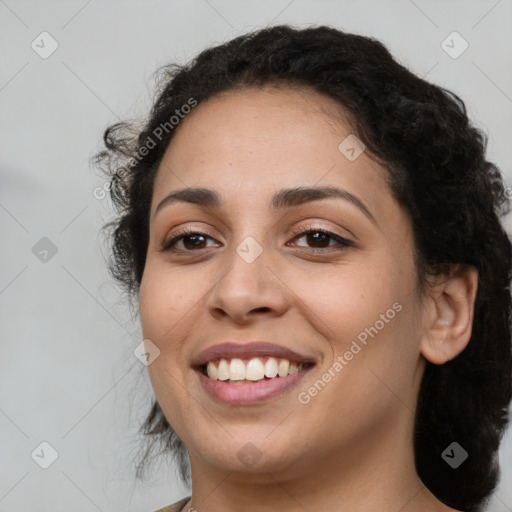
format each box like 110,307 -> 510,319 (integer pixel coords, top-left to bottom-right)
221,232 -> 270,295
235,234 -> 266,266
226,208 -> 271,271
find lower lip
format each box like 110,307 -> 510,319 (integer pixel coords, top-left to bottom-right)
196,368 -> 313,405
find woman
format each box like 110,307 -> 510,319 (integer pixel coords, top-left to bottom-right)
95,25 -> 512,512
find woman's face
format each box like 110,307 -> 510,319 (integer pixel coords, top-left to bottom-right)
139,85 -> 427,479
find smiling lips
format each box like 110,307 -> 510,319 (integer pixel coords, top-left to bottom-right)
193,342 -> 316,405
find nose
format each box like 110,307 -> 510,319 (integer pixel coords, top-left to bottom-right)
207,242 -> 290,325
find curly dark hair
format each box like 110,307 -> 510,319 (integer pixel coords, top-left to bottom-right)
94,25 -> 512,511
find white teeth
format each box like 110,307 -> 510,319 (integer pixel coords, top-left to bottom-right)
264,357 -> 278,378
246,358 -> 265,381
229,358 -> 246,380
207,361 -> 217,380
205,357 -> 305,381
217,359 -> 230,381
278,359 -> 290,377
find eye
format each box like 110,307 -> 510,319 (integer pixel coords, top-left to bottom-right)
161,228 -> 220,252
161,225 -> 353,254
287,225 -> 353,252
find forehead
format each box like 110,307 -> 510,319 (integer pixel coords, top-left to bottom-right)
152,85 -> 386,207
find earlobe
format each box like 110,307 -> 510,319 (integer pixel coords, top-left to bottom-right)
420,265 -> 478,365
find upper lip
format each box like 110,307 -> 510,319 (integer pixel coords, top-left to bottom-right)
192,342 -> 316,368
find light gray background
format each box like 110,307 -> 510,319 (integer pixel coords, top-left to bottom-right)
1,1 -> 511,511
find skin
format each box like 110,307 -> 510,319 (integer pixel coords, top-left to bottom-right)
139,85 -> 478,512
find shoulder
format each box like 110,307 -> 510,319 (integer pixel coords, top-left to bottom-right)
153,496 -> 191,512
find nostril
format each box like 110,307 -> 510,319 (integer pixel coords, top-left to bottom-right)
252,307 -> 271,313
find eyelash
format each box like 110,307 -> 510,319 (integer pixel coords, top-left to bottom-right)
161,224 -> 353,254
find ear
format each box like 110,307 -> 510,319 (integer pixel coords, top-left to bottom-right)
420,265 -> 478,365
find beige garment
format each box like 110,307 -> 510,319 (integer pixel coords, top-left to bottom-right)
153,496 -> 191,512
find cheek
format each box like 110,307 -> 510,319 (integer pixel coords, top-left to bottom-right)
291,252 -> 419,397
138,264 -> 200,423
289,257 -> 405,351
139,260 -> 201,338
138,262 -> 199,387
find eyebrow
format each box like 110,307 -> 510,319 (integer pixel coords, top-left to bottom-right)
155,185 -> 377,224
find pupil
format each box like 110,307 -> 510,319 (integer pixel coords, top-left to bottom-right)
307,232 -> 329,247
184,235 -> 205,250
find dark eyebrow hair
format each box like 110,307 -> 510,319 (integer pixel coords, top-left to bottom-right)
155,185 -> 376,224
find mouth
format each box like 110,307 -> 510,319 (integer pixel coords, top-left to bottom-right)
198,356 -> 315,383
192,342 -> 317,405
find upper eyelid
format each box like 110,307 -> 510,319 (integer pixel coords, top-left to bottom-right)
168,224 -> 346,240
164,217 -> 353,239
